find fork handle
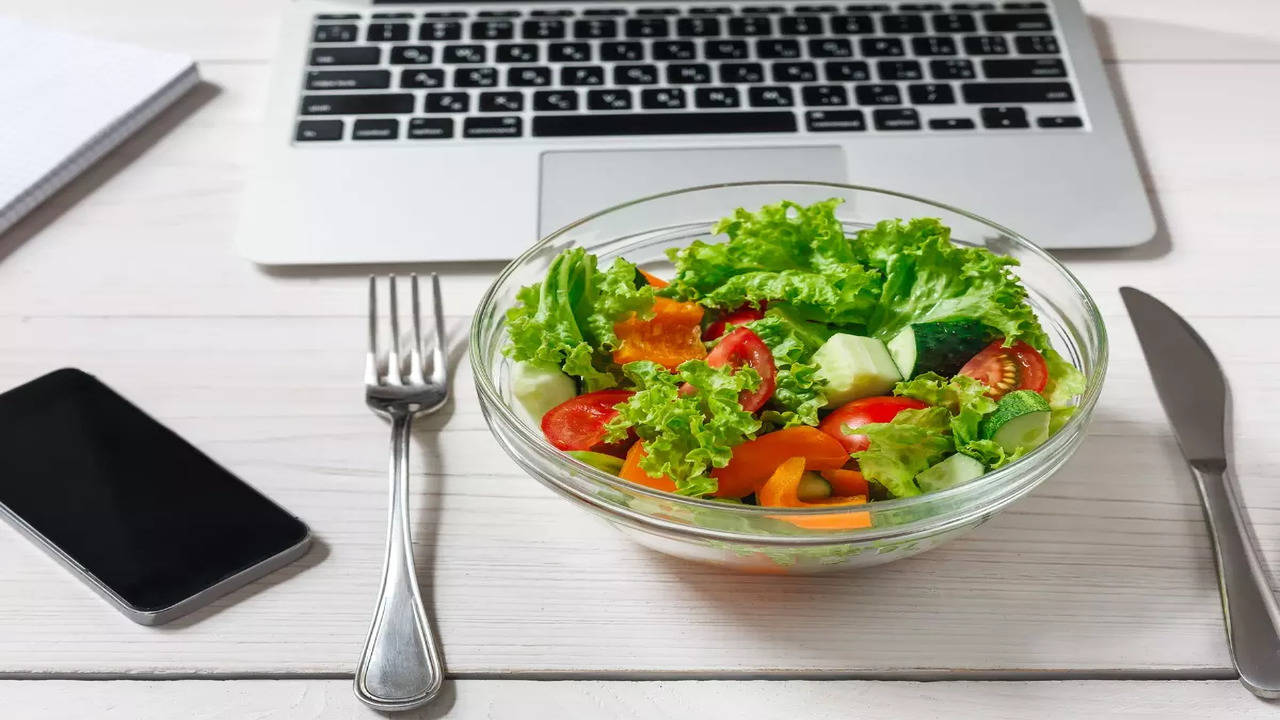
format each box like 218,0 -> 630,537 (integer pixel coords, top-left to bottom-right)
354,412 -> 443,711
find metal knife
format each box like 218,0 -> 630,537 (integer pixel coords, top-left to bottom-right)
1122,286 -> 1280,698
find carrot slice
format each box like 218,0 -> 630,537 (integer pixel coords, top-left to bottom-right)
619,442 -> 677,493
820,468 -> 869,498
612,297 -> 706,371
711,427 -> 849,498
638,269 -> 669,288
758,457 -> 873,530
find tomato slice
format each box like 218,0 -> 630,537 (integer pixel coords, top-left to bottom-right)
818,396 -> 929,454
703,302 -> 768,341
541,389 -> 635,456
702,327 -> 777,412
958,339 -> 1048,399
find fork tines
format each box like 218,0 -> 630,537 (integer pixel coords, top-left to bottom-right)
366,273 -> 447,389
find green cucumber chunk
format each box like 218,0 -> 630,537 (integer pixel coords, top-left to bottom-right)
886,319 -> 991,378
812,333 -> 902,407
511,361 -> 577,422
567,450 -> 625,475
981,389 -> 1052,453
797,472 -> 833,502
915,453 -> 986,493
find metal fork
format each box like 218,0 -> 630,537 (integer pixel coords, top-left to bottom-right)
355,274 -> 448,712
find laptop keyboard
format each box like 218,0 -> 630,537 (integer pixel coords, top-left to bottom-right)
295,2 -> 1087,142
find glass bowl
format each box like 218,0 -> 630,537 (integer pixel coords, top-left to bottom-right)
470,182 -> 1107,574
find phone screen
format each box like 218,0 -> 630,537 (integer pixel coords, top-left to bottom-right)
0,369 -> 309,612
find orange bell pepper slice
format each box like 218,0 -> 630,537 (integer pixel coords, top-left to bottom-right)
619,441 -> 677,493
758,456 -> 873,530
612,297 -> 706,371
638,269 -> 669,288
820,468 -> 869,498
710,427 -> 848,498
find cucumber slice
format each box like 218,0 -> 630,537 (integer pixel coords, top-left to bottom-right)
567,450 -> 625,475
511,361 -> 577,423
797,472 -> 833,502
981,390 -> 1052,453
812,334 -> 902,407
915,453 -> 986,493
886,319 -> 992,378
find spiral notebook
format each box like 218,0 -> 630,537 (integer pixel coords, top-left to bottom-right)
0,18 -> 199,236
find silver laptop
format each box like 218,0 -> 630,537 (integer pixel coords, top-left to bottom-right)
236,0 -> 1155,264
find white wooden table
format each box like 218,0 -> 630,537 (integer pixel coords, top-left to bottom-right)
1,0 -> 1278,716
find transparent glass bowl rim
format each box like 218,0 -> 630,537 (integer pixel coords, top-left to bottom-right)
470,181 -> 1108,538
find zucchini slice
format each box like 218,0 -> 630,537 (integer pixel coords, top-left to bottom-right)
980,389 -> 1052,453
915,453 -> 986,493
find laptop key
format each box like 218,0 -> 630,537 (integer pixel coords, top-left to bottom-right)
602,41 -> 644,61
854,83 -> 901,105
464,116 -> 523,138
309,47 -> 380,65
963,35 -> 1008,55
615,64 -> 659,84
748,86 -> 795,107
533,90 -> 580,111
860,37 -> 905,56
780,16 -> 825,35
367,23 -> 410,42
982,58 -> 1066,78
983,12 -> 1052,31
668,63 -> 713,83
424,92 -> 470,113
758,39 -> 802,58
315,13 -> 359,20
390,46 -> 434,64
443,45 -> 486,63
695,87 -> 741,108
562,65 -> 605,85
478,10 -> 521,18
908,82 -> 955,103
806,109 -> 866,131
574,19 -> 618,38
795,4 -> 839,11
743,5 -> 786,13
472,21 -> 515,40
931,58 -> 975,79
480,91 -> 525,112
352,118 -> 398,140
531,10 -> 575,17
1015,35 -> 1059,54
774,62 -> 818,82
912,36 -> 957,55
454,67 -> 499,87
677,17 -> 722,36
306,70 -> 391,90
420,21 -> 462,41
980,105 -> 1029,128
880,14 -> 925,33
637,7 -> 681,15
423,11 -> 467,19
587,89 -> 633,110
705,40 -> 749,59
654,41 -> 697,60
400,68 -> 445,88
313,24 -> 357,43
929,117 -> 976,129
728,16 -> 773,36
549,42 -> 592,62
641,88 -> 687,109
721,63 -> 766,83
878,60 -> 922,80
830,14 -> 874,34
508,66 -> 552,86
825,60 -> 870,81
295,119 -> 343,141
809,38 -> 853,57
802,85 -> 849,106
962,81 -> 1072,103
625,18 -> 670,38
931,12 -> 976,32
689,6 -> 733,14
582,8 -> 626,16
532,111 -> 797,137
301,93 -> 414,115
522,20 -> 566,39
497,44 -> 540,63
873,108 -> 921,130
407,118 -> 454,139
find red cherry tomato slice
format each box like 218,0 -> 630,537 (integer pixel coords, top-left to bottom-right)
541,389 -> 635,456
818,396 -> 929,454
958,339 -> 1048,399
701,327 -> 777,413
703,302 -> 768,341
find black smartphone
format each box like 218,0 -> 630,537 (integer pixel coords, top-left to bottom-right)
0,369 -> 311,625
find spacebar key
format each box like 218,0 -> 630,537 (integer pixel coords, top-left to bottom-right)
533,111 -> 796,137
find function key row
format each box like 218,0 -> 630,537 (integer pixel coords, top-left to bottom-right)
313,4 -> 1047,22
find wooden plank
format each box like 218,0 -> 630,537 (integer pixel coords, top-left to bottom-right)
4,679 -> 1277,719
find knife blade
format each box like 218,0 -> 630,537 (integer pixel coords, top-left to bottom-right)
1122,286 -> 1280,698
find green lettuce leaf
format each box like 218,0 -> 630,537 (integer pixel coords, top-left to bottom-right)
851,407 -> 954,498
505,248 -> 654,391
893,372 -> 997,449
604,360 -> 762,495
743,305 -> 836,428
1043,348 -> 1087,433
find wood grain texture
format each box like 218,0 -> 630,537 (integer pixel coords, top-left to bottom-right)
6,680 -> 1279,719
0,0 -> 1275,683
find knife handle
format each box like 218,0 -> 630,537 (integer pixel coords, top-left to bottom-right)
1190,461 -> 1280,698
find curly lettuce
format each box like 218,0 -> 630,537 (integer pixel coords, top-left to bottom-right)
741,305 -> 837,429
604,360 -> 762,495
504,248 -> 654,391
851,407 -> 953,498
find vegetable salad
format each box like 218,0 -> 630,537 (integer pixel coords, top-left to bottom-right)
504,199 -> 1086,516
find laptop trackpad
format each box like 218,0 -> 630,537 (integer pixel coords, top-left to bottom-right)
538,146 -> 848,237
